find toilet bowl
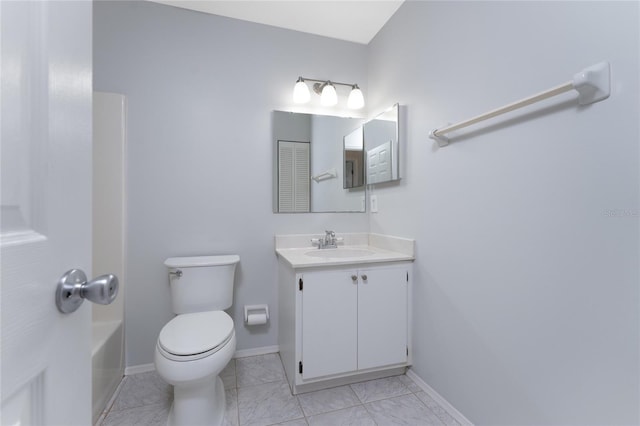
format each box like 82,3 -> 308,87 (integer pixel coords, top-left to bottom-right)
155,311 -> 236,426
154,255 -> 240,426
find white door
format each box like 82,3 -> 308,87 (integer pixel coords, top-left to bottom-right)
357,266 -> 408,370
1,1 -> 93,425
300,270 -> 358,379
367,141 -> 392,184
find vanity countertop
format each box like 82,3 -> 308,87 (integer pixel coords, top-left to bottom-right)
275,233 -> 415,269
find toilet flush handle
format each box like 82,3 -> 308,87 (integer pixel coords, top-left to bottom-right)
169,269 -> 183,278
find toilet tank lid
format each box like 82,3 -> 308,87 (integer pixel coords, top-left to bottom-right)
164,255 -> 240,268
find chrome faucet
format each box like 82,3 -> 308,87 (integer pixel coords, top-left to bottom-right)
311,230 -> 339,249
322,230 -> 337,249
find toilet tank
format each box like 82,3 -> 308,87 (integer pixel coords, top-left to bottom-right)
164,255 -> 240,314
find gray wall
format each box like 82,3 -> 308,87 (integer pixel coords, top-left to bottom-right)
94,1 -> 369,367
367,1 -> 639,424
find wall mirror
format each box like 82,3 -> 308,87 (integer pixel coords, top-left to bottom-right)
273,111 -> 366,213
363,103 -> 399,184
272,104 -> 400,213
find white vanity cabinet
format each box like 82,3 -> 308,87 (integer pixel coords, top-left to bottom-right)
356,266 -> 409,370
300,269 -> 358,380
278,259 -> 412,394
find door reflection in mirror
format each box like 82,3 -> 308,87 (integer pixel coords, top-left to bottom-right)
343,126 -> 364,189
363,104 -> 399,184
278,140 -> 310,213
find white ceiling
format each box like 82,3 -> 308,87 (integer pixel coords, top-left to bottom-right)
149,1 -> 404,44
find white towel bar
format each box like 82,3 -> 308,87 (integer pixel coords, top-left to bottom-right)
429,62 -> 610,147
312,168 -> 337,182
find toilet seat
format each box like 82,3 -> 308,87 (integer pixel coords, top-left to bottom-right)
158,311 -> 234,361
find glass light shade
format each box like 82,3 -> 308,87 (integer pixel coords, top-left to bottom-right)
293,79 -> 310,103
320,83 -> 338,106
347,86 -> 365,109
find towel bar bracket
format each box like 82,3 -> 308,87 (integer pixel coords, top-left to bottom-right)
572,62 -> 610,105
429,128 -> 449,147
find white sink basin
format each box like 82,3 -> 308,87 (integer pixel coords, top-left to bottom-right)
304,248 -> 376,259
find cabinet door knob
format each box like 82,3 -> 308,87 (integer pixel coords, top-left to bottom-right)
361,274 -> 368,281
351,275 -> 358,282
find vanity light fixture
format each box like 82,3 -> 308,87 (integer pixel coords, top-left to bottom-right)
292,76 -> 365,109
293,77 -> 310,104
347,84 -> 364,109
319,81 -> 337,106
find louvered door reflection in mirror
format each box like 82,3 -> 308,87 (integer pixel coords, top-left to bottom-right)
278,140 -> 310,213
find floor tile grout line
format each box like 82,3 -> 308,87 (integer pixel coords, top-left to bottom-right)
236,377 -> 288,389
300,389 -> 433,424
399,375 -> 461,424
292,389 -> 305,423
350,376 -> 414,405
348,383 -> 367,405
366,391 -> 448,426
413,390 -> 456,425
360,400 -> 379,426
97,374 -> 128,425
298,400 -> 364,420
234,382 -> 240,426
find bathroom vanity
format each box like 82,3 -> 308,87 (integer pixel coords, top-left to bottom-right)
276,233 -> 414,394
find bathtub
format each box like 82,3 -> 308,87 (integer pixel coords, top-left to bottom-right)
92,320 -> 124,424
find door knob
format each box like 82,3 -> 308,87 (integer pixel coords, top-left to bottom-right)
55,269 -> 119,313
351,275 -> 358,283
361,274 -> 368,281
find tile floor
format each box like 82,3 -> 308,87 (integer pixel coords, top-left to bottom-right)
98,353 -> 460,426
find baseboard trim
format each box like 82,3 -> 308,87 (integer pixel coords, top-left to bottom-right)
124,346 -> 280,375
234,345 -> 279,359
124,363 -> 155,376
406,368 -> 473,426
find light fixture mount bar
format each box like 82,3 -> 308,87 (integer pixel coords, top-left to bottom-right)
298,77 -> 359,89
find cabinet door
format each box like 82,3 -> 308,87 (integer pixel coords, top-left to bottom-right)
357,266 -> 408,370
301,270 -> 358,379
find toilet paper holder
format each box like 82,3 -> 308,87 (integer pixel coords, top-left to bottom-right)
244,304 -> 269,325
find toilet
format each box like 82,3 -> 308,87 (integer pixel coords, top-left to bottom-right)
154,255 -> 240,426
